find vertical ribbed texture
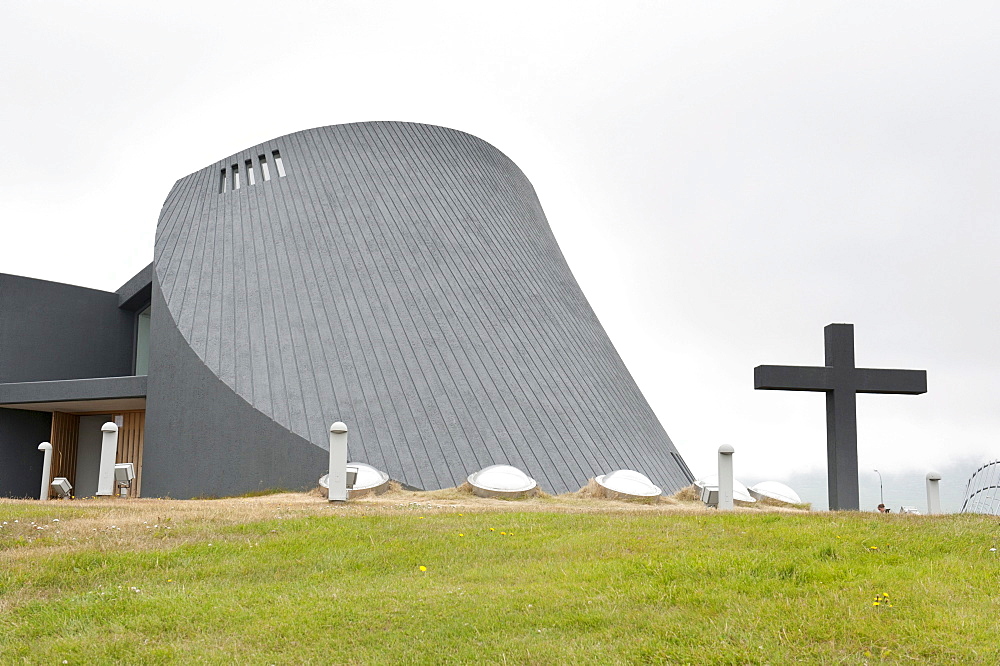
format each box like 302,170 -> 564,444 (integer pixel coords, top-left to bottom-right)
153,122 -> 692,494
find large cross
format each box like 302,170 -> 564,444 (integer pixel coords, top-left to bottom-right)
754,323 -> 927,511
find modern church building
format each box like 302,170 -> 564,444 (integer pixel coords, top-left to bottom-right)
0,122 -> 693,499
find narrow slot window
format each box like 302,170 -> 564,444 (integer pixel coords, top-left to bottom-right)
272,149 -> 286,177
258,154 -> 271,181
245,159 -> 255,186
219,168 -> 227,194
232,164 -> 240,190
135,305 -> 151,375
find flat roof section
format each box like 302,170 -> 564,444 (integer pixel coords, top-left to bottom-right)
0,376 -> 147,413
117,262 -> 153,310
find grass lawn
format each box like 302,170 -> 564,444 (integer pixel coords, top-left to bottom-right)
1,490 -> 998,664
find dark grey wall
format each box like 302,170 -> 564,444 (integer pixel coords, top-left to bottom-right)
0,408 -> 51,497
144,284 -> 324,498
0,274 -> 135,383
148,122 -> 693,497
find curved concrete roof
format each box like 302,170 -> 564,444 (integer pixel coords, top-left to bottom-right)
144,122 -> 692,497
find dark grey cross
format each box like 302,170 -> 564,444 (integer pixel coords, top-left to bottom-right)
754,323 -> 927,511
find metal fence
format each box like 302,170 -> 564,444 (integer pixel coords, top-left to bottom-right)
960,459 -> 1000,515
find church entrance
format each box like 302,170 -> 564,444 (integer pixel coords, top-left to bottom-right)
48,409 -> 146,498
74,414 -> 109,497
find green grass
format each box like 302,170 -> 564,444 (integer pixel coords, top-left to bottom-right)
1,503 -> 999,664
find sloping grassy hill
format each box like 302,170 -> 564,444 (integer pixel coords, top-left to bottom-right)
1,490 -> 997,664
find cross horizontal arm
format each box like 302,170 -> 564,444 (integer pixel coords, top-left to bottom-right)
754,365 -> 833,392
854,368 -> 927,395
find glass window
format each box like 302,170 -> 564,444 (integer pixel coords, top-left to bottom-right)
135,305 -> 151,375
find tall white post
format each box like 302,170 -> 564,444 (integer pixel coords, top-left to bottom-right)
718,444 -> 735,511
328,421 -> 348,502
926,471 -> 942,515
37,442 -> 53,501
96,422 -> 119,496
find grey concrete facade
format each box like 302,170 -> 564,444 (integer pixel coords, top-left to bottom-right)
1,121 -> 693,499
145,122 -> 692,497
0,274 -> 135,383
0,274 -> 144,496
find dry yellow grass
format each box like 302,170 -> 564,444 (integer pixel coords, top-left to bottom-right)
670,483 -> 702,502
0,481 -> 804,563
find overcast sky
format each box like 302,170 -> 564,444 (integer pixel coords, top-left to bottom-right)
2,1 -> 998,500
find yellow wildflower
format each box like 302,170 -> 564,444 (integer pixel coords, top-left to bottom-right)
419,566 -> 427,572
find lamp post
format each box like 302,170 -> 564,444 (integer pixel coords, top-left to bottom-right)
874,469 -> 884,506
926,472 -> 942,515
97,422 -> 119,496
37,442 -> 52,501
718,445 -> 735,511
328,422 -> 348,502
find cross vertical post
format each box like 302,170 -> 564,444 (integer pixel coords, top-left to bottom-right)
825,324 -> 858,511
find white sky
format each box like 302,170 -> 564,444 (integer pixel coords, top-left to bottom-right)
2,1 -> 998,492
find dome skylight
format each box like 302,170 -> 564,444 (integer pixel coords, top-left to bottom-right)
595,470 -> 662,498
748,481 -> 802,504
467,464 -> 537,498
319,462 -> 390,497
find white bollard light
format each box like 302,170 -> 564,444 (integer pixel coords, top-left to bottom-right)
96,422 -> 119,496
328,422 -> 348,502
37,442 -> 53,501
926,471 -> 942,515
718,444 -> 735,511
